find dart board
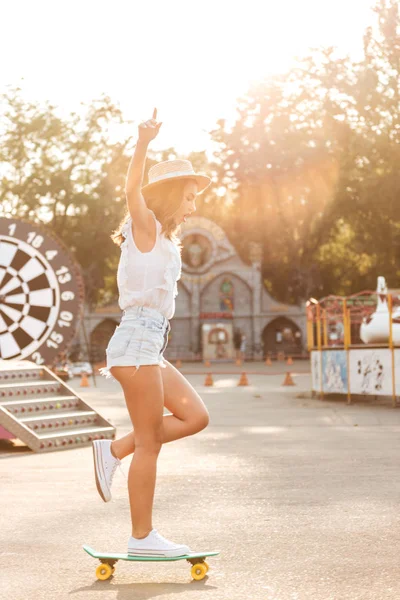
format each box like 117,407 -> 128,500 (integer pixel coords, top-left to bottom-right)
0,217 -> 85,364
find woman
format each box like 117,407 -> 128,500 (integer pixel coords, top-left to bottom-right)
94,109 -> 212,557
233,329 -> 242,361
240,334 -> 247,362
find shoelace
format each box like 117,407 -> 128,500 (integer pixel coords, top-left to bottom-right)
152,530 -> 166,543
118,463 -> 127,481
153,530 -> 191,552
108,455 -> 127,482
152,530 -> 178,546
115,460 -> 127,481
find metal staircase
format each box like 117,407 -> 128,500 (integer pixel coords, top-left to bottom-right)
0,359 -> 116,452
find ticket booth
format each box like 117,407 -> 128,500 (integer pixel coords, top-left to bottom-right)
201,322 -> 234,360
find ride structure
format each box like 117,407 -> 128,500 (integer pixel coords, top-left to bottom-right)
306,277 -> 400,406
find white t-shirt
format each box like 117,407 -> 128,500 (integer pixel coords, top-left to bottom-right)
117,210 -> 182,319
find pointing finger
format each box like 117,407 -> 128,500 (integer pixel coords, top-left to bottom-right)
152,107 -> 157,120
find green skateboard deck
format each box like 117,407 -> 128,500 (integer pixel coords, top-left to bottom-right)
83,544 -> 220,581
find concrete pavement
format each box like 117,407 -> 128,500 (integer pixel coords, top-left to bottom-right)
2,360 -> 400,600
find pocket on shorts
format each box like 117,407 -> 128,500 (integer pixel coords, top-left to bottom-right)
106,328 -> 132,359
145,318 -> 165,332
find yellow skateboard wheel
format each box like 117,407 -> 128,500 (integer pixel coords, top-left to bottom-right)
96,563 -> 113,580
203,561 -> 209,573
191,562 -> 207,580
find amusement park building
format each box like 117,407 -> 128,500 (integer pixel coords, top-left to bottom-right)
81,216 -> 307,362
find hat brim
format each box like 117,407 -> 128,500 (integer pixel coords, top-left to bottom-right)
142,174 -> 211,196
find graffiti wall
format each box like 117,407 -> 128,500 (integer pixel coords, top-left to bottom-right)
311,348 -> 400,396
322,350 -> 348,393
349,349 -> 392,396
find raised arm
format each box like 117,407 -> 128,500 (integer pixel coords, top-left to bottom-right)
124,108 -> 162,231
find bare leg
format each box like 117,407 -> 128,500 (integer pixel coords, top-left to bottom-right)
110,364 -> 164,538
111,360 -> 210,463
111,413 -> 197,460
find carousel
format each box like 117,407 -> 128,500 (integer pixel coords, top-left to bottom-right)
306,277 -> 400,405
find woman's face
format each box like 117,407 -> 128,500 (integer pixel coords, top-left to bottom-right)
174,179 -> 198,225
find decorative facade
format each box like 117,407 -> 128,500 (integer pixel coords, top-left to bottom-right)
80,216 -> 307,362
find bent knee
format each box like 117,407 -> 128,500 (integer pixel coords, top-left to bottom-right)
135,427 -> 164,455
135,439 -> 163,455
191,411 -> 210,433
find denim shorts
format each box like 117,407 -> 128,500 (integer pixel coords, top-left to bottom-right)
98,305 -> 171,382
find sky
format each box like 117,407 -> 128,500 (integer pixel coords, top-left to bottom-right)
1,0 -> 377,154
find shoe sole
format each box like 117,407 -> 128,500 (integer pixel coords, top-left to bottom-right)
92,442 -> 110,502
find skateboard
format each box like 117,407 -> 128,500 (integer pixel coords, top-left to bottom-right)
83,544 -> 220,581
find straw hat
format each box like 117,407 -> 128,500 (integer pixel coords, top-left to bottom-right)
141,159 -> 211,195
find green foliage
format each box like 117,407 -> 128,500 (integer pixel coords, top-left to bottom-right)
209,0 -> 400,303
0,86 -> 131,308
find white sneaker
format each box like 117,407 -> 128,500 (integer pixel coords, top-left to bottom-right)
92,440 -> 125,502
127,529 -> 192,557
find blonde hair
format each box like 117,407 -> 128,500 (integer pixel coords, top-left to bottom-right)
111,179 -> 196,251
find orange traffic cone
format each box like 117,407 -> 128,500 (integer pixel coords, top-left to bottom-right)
204,359 -> 211,367
204,373 -> 214,386
265,355 -> 272,366
176,359 -> 182,368
235,358 -> 242,366
286,356 -> 293,365
282,372 -> 295,386
237,372 -> 249,386
80,372 -> 90,387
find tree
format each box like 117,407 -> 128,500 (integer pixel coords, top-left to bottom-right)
210,49 -> 352,304
0,86 -> 131,308
319,0 -> 400,294
210,0 -> 400,303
